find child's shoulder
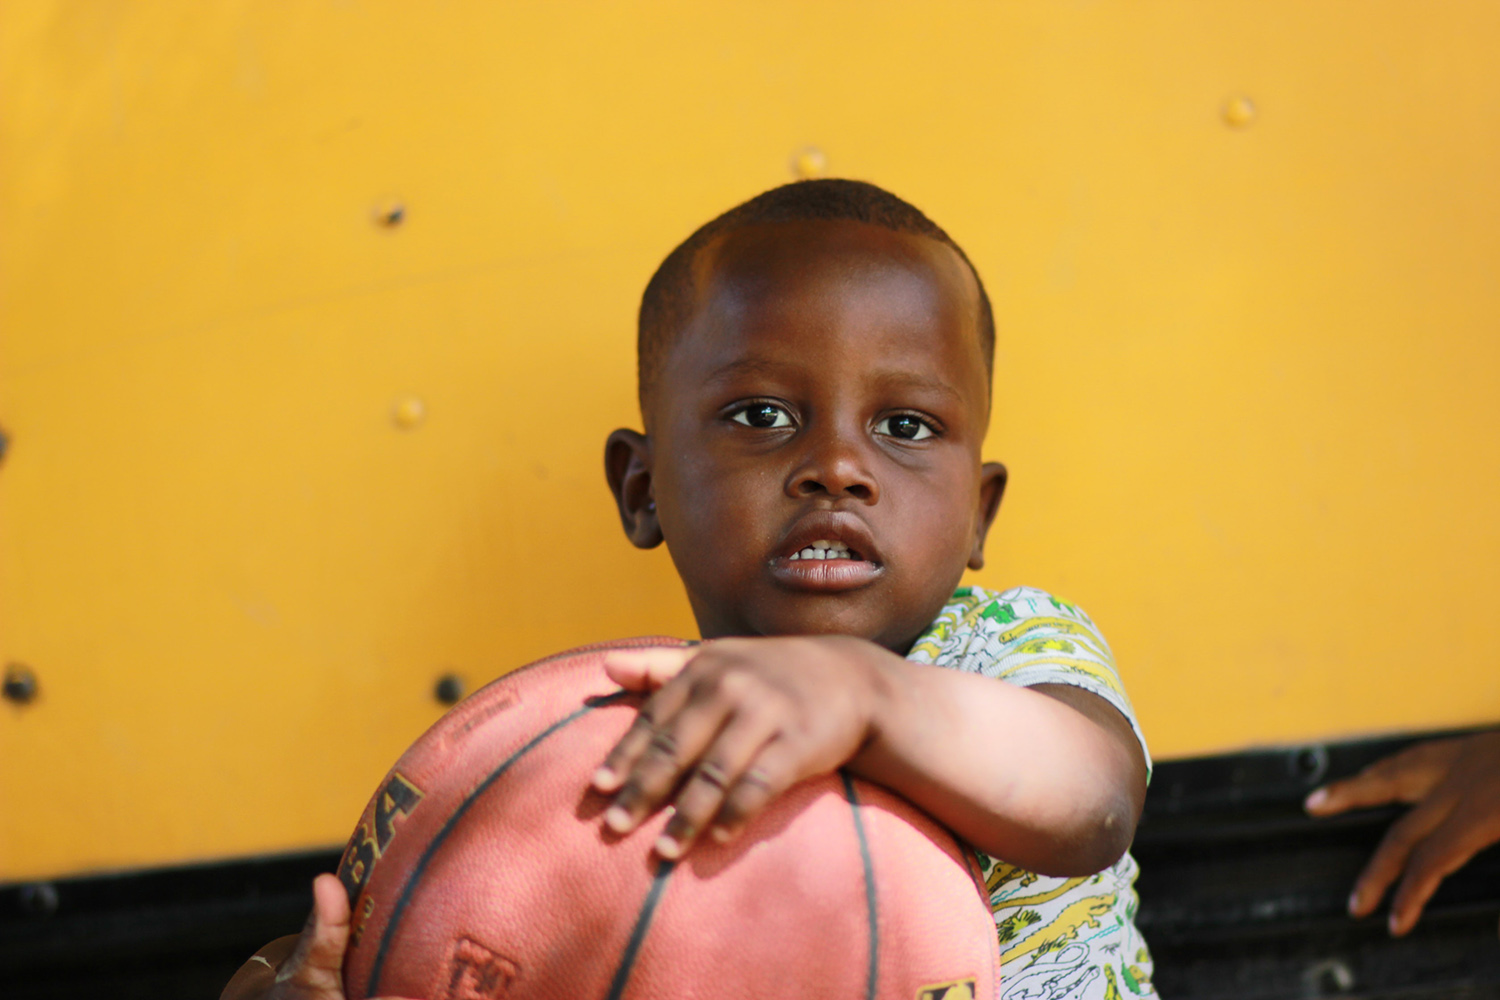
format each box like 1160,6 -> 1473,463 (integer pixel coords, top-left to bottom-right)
927,584 -> 1100,632
910,584 -> 1151,773
907,583 -> 1112,670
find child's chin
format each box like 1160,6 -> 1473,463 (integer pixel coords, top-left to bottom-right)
747,592 -> 895,643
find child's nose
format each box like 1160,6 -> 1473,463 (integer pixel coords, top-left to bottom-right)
786,426 -> 879,503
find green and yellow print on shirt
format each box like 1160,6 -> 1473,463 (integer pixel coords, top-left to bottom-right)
907,586 -> 1155,1000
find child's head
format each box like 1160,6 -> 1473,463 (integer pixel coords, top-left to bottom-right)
607,180 -> 1007,653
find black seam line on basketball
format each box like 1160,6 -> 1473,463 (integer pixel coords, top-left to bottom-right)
841,771 -> 879,1000
953,832 -> 986,899
603,857 -> 676,1000
367,689 -> 635,994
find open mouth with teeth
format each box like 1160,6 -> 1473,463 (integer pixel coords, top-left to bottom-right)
786,539 -> 864,561
770,532 -> 881,591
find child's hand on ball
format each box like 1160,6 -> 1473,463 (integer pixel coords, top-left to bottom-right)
592,637 -> 891,859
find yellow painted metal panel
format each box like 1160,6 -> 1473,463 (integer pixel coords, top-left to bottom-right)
2,2 -> 1498,879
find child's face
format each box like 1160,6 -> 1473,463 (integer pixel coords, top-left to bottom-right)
608,219 -> 1006,653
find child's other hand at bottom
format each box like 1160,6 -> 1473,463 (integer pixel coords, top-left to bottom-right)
1305,731 -> 1500,937
591,637 -> 886,860
220,874 -> 422,1000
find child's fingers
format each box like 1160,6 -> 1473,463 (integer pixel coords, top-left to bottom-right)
656,709 -> 782,858
1304,760 -> 1409,815
1387,803 -> 1499,936
603,647 -> 696,691
270,875 -> 352,996
592,670 -> 700,794
1306,740 -> 1463,815
708,737 -> 806,843
603,687 -> 738,835
1347,793 -> 1455,918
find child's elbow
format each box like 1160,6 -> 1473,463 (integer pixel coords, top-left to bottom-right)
1041,786 -> 1142,877
969,787 -> 1141,877
1074,794 -> 1140,873
1070,735 -> 1148,873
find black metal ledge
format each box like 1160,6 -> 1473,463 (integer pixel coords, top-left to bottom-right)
1134,730 -> 1500,998
3,731 -> 1498,998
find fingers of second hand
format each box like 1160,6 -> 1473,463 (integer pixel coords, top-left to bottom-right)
1309,760 -> 1408,815
1389,798 -> 1500,935
1387,841 -> 1457,937
273,875 -> 352,991
1351,795 -> 1455,917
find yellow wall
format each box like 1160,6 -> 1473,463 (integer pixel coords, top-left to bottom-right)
3,2 -> 1498,880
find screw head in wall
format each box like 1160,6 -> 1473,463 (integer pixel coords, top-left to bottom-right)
3,664 -> 38,704
1223,95 -> 1257,128
392,397 -> 427,430
434,674 -> 466,705
792,147 -> 828,179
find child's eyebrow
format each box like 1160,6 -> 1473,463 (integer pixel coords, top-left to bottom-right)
866,371 -> 965,404
701,357 -> 798,386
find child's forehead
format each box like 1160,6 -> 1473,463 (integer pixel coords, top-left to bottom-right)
685,220 -> 979,345
650,219 -> 989,403
700,219 -> 972,334
695,218 -> 971,299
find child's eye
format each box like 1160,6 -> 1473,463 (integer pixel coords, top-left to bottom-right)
875,414 -> 935,441
730,403 -> 793,429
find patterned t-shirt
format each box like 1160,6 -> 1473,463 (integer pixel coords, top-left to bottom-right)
906,586 -> 1156,1000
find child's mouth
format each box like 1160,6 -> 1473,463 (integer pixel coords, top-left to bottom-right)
770,536 -> 882,591
785,539 -> 863,562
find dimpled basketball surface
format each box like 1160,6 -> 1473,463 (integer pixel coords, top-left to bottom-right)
339,640 -> 1000,1000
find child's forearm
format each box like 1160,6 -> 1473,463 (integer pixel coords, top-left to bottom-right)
848,651 -> 1146,875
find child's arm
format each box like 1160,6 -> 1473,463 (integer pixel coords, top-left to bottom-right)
593,636 -> 1146,876
220,874 -> 421,1000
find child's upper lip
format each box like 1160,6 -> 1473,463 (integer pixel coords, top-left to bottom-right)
772,512 -> 881,564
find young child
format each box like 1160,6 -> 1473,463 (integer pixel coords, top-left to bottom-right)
227,179 -> 1155,1000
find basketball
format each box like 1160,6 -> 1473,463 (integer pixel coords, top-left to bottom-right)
338,639 -> 1000,1000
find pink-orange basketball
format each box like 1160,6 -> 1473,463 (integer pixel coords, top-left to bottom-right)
338,640 -> 999,1000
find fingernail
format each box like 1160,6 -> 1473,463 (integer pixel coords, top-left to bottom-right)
1347,891 -> 1360,916
710,826 -> 734,844
592,767 -> 619,791
1305,788 -> 1328,810
654,834 -> 684,859
604,806 -> 632,833
1388,912 -> 1401,936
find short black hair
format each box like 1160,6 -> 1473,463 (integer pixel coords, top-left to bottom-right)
637,178 -> 995,411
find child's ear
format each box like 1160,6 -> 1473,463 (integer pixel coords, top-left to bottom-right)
604,428 -> 664,549
967,461 -> 1008,571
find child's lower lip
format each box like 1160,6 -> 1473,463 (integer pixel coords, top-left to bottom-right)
768,556 -> 882,591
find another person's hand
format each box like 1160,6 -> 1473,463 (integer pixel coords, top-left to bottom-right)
591,637 -> 890,860
220,873 -> 422,1000
1305,731 -> 1500,937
